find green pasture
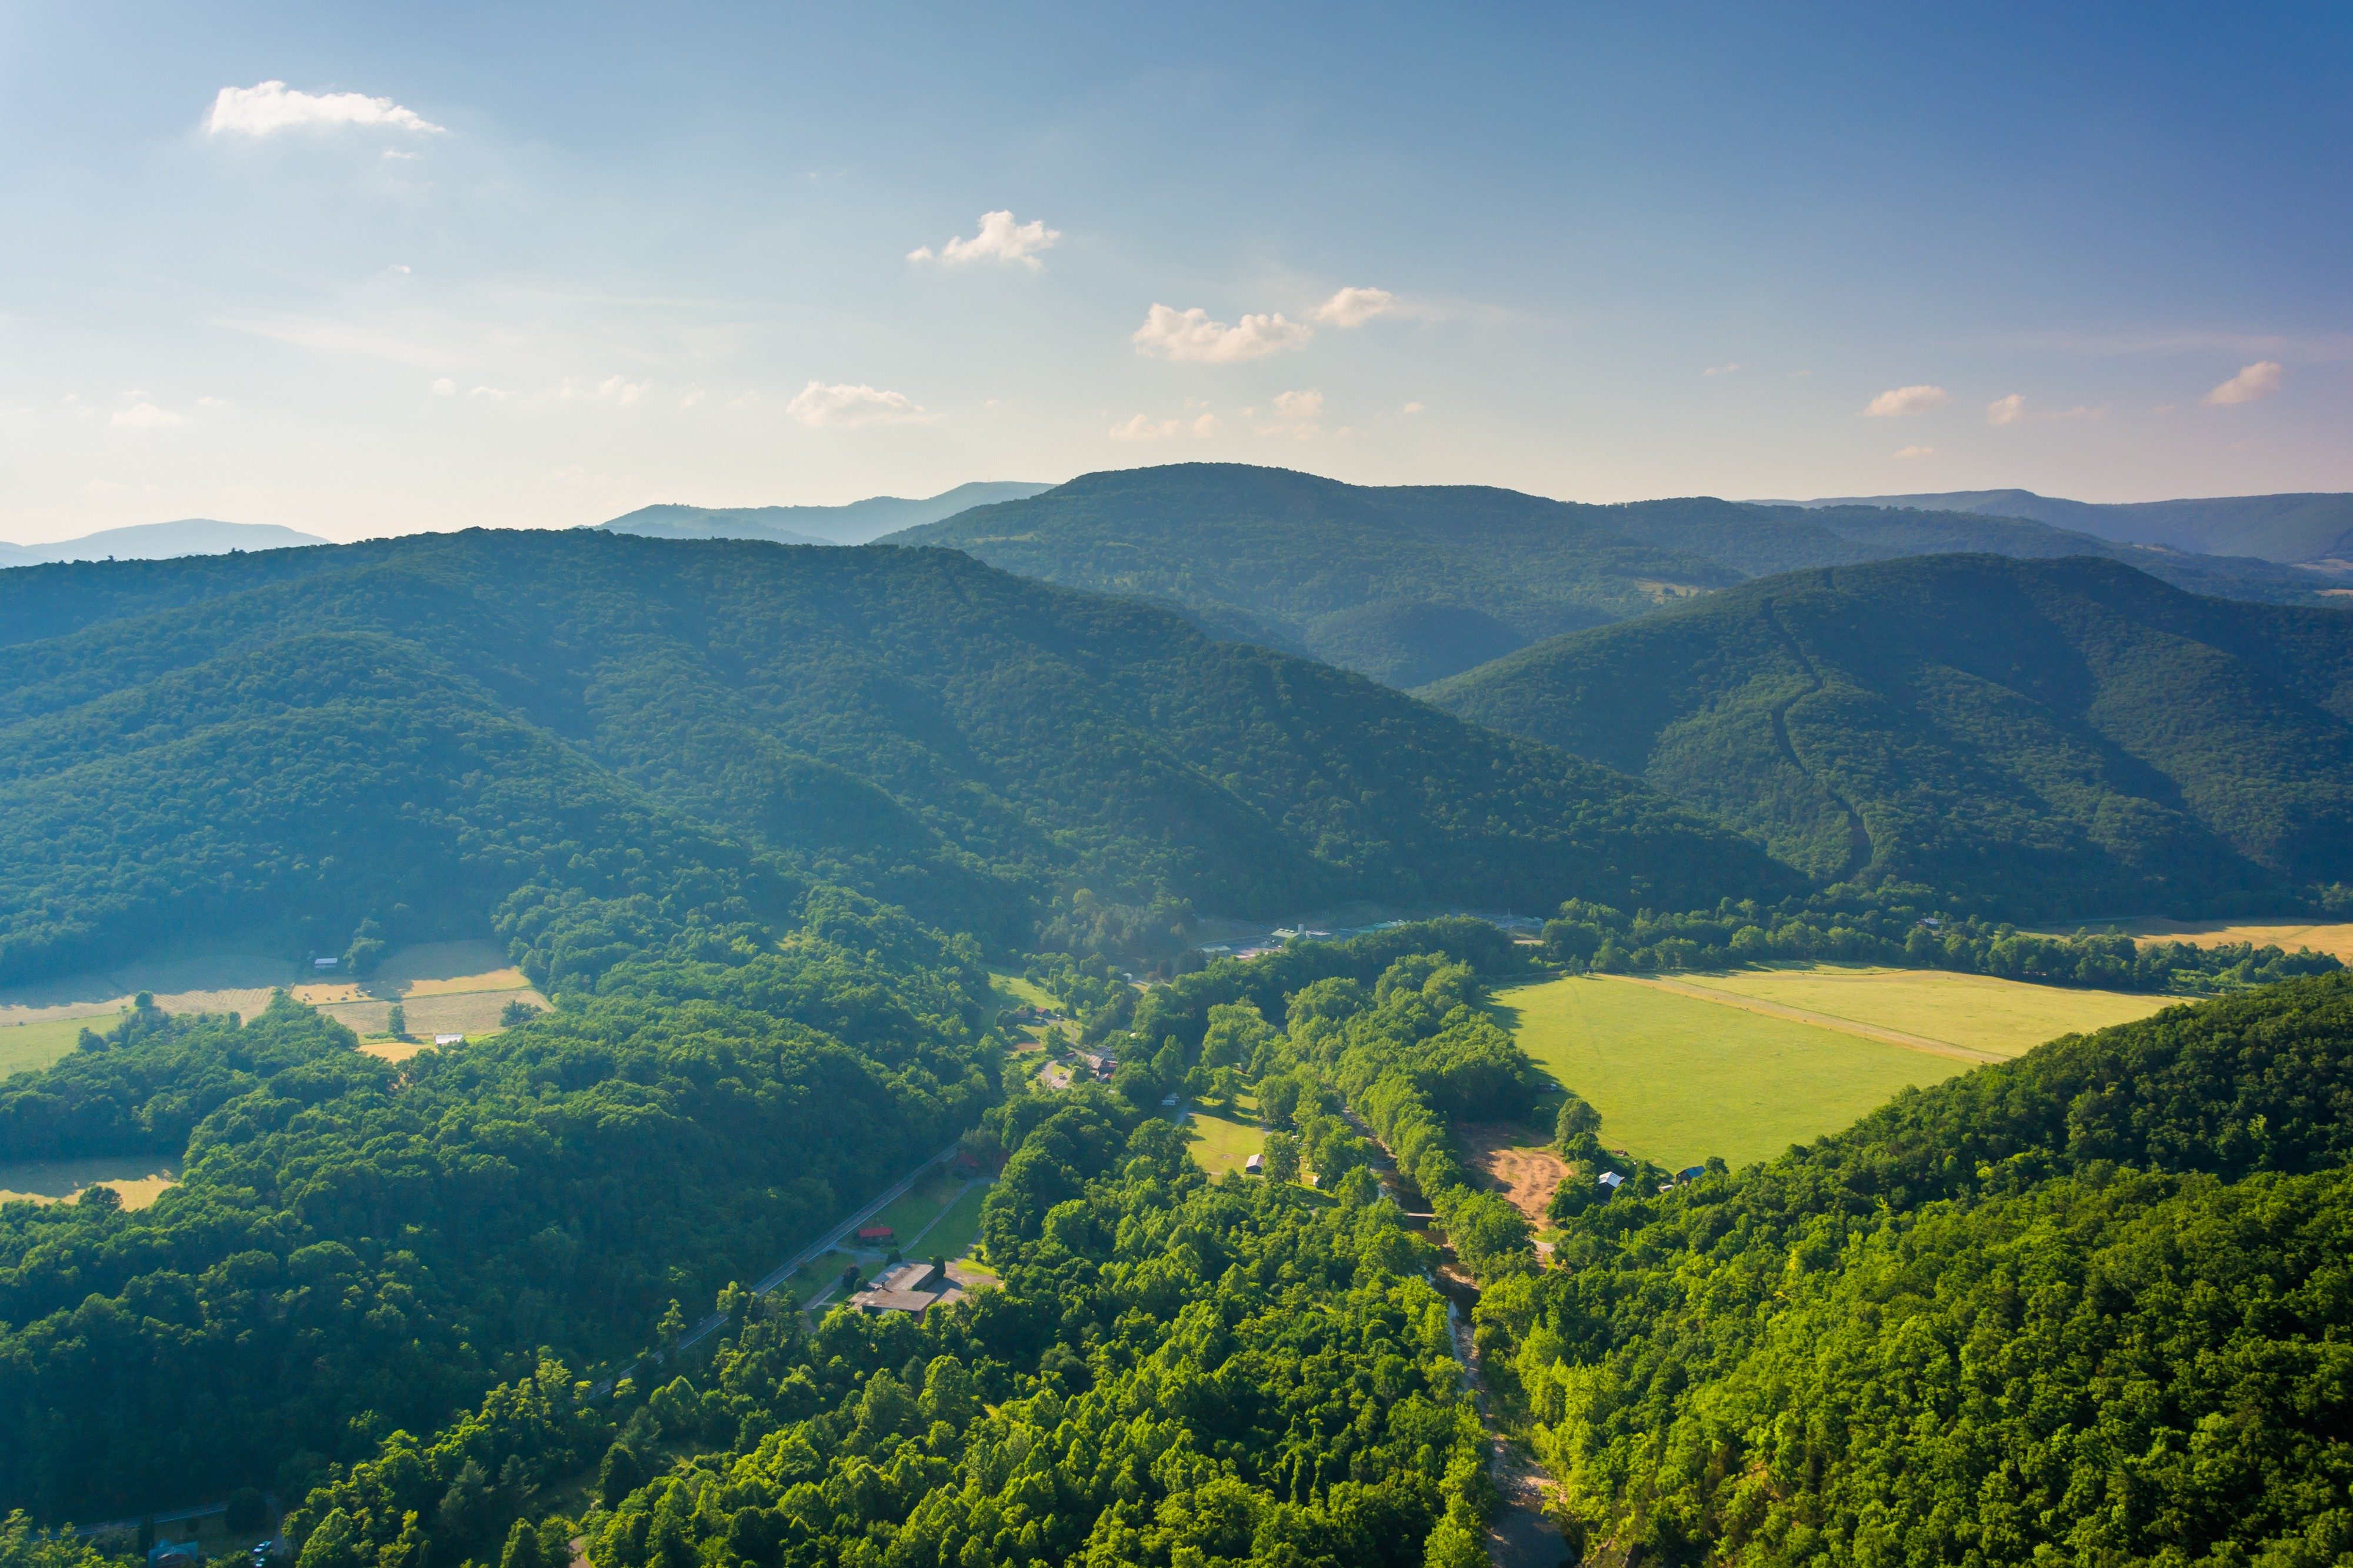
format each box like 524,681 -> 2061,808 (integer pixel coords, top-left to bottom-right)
866,1171 -> 965,1244
988,969 -> 1059,1013
0,1016 -> 104,1078
1494,975 -> 1969,1170
1184,1106 -> 1265,1179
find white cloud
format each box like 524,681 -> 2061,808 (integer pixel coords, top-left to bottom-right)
596,375 -> 649,405
2204,361 -> 2282,405
195,396 -> 229,411
1108,411 -> 1221,442
1702,362 -> 1741,378
1891,444 -> 1937,461
785,381 -> 931,428
1402,401 -> 1424,415
1272,389 -> 1324,420
432,378 -> 456,397
205,81 -> 445,138
1132,304 -> 1311,363
112,402 -> 184,429
1311,286 -> 1395,327
1987,393 -> 2026,425
908,211 -> 1061,270
1864,384 -> 1950,417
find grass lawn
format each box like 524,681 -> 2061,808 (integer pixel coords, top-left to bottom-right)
988,969 -> 1059,1013
1493,975 -> 1970,1170
913,1180 -> 991,1262
1185,1105 -> 1265,1179
866,1171 -> 965,1245
0,1015 -> 105,1077
1687,965 -> 2169,1057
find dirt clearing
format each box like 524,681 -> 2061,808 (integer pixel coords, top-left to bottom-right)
1456,1122 -> 1568,1224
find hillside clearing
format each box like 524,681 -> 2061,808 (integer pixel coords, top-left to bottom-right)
1493,974 -> 1969,1169
0,1015 -> 102,1077
1455,1122 -> 1569,1224
1184,1105 -> 1266,1179
0,1156 -> 181,1210
2071,918 -> 2353,963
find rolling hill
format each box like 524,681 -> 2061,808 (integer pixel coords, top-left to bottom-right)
1782,487 -> 2353,567
1422,553 -> 2353,918
596,479 -> 1052,546
893,464 -> 2340,686
0,518 -> 328,567
0,529 -> 1789,985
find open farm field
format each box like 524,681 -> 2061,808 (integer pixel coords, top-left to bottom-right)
0,1155 -> 180,1210
1494,975 -> 1971,1169
0,938 -> 546,1051
0,1015 -> 101,1077
2071,918 -> 2353,963
1683,965 -> 2169,1057
988,969 -> 1059,1012
1184,1105 -> 1265,1179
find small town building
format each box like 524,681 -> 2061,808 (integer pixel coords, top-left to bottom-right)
1597,1170 -> 1625,1189
312,956 -> 338,970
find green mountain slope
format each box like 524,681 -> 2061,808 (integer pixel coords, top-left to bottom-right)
1788,486 -> 2353,565
0,530 -> 1786,983
895,464 -> 2339,686
1482,970 -> 2353,1566
1423,553 -> 2353,916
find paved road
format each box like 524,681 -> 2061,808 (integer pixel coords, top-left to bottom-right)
595,1138 -> 963,1392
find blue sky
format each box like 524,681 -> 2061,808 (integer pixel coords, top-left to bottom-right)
1,2 -> 2346,542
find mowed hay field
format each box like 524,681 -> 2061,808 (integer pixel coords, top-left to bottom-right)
1495,975 -> 1971,1170
2076,918 -> 2353,963
1685,965 -> 2169,1058
0,1155 -> 181,1210
1184,1106 -> 1265,1179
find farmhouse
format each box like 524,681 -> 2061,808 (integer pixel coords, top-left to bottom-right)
1597,1170 -> 1625,1189
1245,1153 -> 1264,1175
434,1032 -> 466,1047
851,1260 -> 961,1317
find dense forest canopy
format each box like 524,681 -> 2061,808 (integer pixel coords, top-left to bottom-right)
1427,553 -> 2353,919
0,529 -> 1785,986
891,464 -> 2339,686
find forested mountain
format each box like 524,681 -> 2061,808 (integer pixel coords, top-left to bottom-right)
0,519 -> 328,568
1425,553 -> 2353,918
1481,970 -> 2353,1566
597,481 -> 1052,547
1787,486 -> 2353,566
0,529 -> 1782,985
892,464 -> 2338,686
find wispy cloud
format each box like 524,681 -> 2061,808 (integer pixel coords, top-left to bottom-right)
1108,412 -> 1219,441
1864,384 -> 1949,417
1891,444 -> 1936,461
205,81 -> 445,138
2204,361 -> 2282,405
112,402 -> 185,429
908,210 -> 1062,270
1311,286 -> 1395,327
785,381 -> 932,428
1272,389 -> 1324,420
1987,393 -> 2025,425
1702,362 -> 1741,378
1132,304 -> 1311,363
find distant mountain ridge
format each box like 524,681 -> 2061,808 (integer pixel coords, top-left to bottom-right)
893,463 -> 2344,686
1424,552 -> 2353,919
1772,488 -> 2353,568
597,480 -> 1054,546
0,518 -> 328,567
